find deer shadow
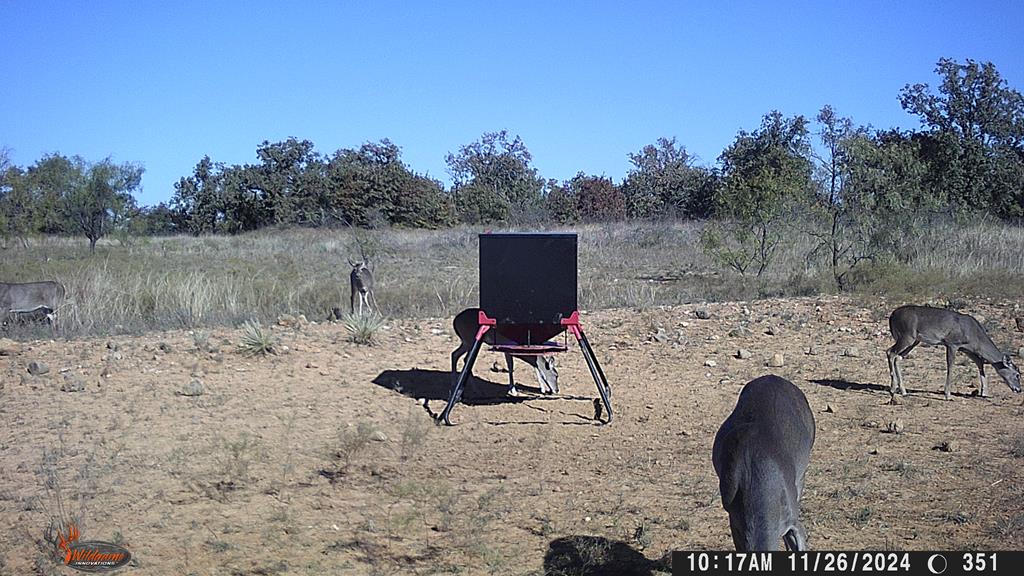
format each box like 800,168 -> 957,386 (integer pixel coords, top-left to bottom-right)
809,378 -> 889,393
372,368 -> 541,405
809,378 -> 980,399
542,535 -> 669,576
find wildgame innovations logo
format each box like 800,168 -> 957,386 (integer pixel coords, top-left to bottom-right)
52,522 -> 132,572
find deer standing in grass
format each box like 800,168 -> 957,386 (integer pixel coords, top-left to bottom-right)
712,375 -> 815,551
886,305 -> 1022,400
349,258 -> 378,315
451,308 -> 558,397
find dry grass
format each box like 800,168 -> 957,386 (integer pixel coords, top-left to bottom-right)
3,218 -> 1024,338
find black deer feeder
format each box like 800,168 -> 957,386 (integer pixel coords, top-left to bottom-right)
437,233 -> 613,426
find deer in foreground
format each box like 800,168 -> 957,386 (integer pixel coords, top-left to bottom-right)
712,375 -> 815,551
886,305 -> 1022,400
451,307 -> 558,397
348,258 -> 378,315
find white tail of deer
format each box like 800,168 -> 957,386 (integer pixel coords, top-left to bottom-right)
712,375 -> 815,551
886,305 -> 1022,400
451,308 -> 558,397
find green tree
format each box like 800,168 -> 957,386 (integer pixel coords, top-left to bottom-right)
219,163 -> 269,233
172,156 -> 223,235
805,105 -> 873,289
702,111 -> 813,276
20,153 -> 84,234
900,58 -> 1024,215
326,139 -> 452,228
254,137 -> 324,226
543,179 -> 580,223
63,158 -> 143,252
621,137 -> 714,218
0,147 -> 32,246
133,202 -> 180,235
842,129 -> 935,262
446,130 -> 544,224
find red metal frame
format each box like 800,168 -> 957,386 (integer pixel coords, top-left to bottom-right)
438,308 -> 612,426
560,310 -> 583,339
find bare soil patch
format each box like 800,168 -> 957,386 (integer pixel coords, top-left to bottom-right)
2,295 -> 1023,574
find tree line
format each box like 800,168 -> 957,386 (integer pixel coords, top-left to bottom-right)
3,57 -> 1023,275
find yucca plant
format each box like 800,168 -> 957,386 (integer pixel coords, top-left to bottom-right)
237,319 -> 276,356
343,312 -> 386,345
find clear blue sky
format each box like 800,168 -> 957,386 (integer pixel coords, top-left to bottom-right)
3,1 -> 1022,207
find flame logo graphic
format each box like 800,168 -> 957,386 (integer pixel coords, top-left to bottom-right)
56,523 -> 80,563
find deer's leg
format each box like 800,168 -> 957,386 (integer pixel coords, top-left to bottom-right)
350,288 -> 356,315
944,345 -> 956,400
886,346 -> 901,395
505,353 -> 519,397
783,522 -> 807,552
887,339 -> 916,395
974,357 -> 989,397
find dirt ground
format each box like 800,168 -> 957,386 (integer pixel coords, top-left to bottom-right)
2,295 -> 1023,575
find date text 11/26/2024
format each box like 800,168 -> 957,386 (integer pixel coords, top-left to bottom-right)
673,552 -> 1018,576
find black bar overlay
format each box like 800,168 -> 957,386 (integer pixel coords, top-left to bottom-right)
672,551 -> 1023,576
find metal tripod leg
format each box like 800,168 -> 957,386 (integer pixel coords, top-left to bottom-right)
438,332 -> 486,426
575,329 -> 613,424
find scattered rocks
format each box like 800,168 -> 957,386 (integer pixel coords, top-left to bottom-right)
806,345 -> 821,356
767,353 -> 785,368
106,341 -> 120,351
1016,317 -> 1024,332
158,341 -> 173,353
491,361 -> 508,373
371,431 -> 388,442
765,325 -> 779,336
651,328 -> 668,343
843,347 -> 861,358
728,326 -> 753,338
887,394 -> 903,406
177,378 -> 204,397
277,313 -> 297,327
934,440 -> 957,453
824,404 -> 835,413
735,348 -> 753,360
704,359 -> 717,368
886,419 -> 905,434
27,361 -> 49,376
60,375 -> 86,392
694,309 -> 712,320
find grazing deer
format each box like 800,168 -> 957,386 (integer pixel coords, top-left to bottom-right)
451,307 -> 558,397
886,305 -> 1022,400
1,281 -> 65,331
348,258 -> 378,315
712,375 -> 815,551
